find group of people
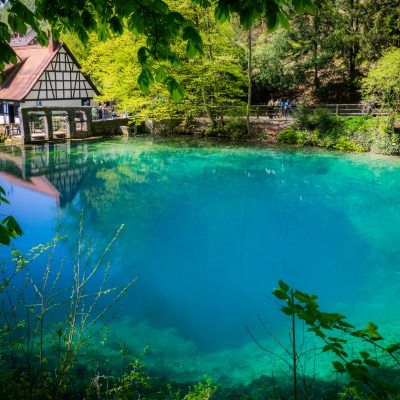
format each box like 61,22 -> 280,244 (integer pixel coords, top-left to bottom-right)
267,99 -> 297,118
91,104 -> 118,120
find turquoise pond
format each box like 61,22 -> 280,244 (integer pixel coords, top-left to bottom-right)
1,137 -> 400,386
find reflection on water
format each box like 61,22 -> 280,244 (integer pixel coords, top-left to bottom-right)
0,142 -> 90,207
1,138 -> 400,385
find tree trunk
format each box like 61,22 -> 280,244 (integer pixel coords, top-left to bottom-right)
246,27 -> 252,136
348,0 -> 359,85
313,2 -> 321,96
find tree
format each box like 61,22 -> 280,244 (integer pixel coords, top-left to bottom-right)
361,48 -> 400,112
0,0 -> 314,97
66,2 -> 246,126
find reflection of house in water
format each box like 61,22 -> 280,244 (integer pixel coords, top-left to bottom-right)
0,143 -> 90,207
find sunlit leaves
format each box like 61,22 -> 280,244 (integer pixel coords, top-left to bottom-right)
362,48 -> 400,112
0,0 -> 315,100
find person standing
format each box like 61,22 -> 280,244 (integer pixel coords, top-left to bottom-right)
91,107 -> 98,121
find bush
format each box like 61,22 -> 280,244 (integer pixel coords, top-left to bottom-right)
281,106 -> 400,154
277,127 -> 312,146
293,106 -> 342,133
205,117 -> 248,139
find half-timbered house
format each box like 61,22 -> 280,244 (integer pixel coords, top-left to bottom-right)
0,32 -> 100,124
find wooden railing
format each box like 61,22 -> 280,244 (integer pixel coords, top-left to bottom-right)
4,123 -> 21,137
249,104 -> 387,118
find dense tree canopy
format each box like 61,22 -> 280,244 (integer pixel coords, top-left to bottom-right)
1,0 -> 399,106
0,0 -> 314,99
250,0 -> 400,103
68,2 -> 246,124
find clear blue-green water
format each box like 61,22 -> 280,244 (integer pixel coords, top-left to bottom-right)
1,137 -> 400,386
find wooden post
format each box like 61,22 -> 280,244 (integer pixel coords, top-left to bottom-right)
336,104 -> 339,116
44,110 -> 54,140
19,108 -> 31,144
85,108 -> 92,135
66,110 -> 76,138
256,105 -> 259,119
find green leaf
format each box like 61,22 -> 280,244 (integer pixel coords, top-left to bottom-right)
332,361 -> 346,373
364,359 -> 380,368
0,225 -> 11,246
183,26 -> 203,57
273,288 -> 289,300
303,0 -> 315,13
322,344 -> 335,353
155,67 -> 168,83
292,0 -> 304,13
308,327 -> 326,338
278,280 -> 289,291
385,343 -> 400,354
281,306 -> 293,315
166,77 -> 184,102
214,3 -> 230,23
137,47 -> 149,65
108,16 -> 124,35
360,351 -> 370,359
138,68 -> 153,92
277,12 -> 290,30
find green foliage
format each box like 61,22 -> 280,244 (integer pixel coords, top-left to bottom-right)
252,30 -> 300,99
205,116 -> 248,139
293,106 -> 341,133
0,221 -> 217,400
72,4 -> 246,124
273,280 -> 400,398
0,185 -> 22,245
104,358 -> 152,400
362,48 -> 400,112
278,108 -> 400,154
277,127 -> 305,145
182,379 -> 216,400
252,1 -> 400,103
0,0 -> 312,98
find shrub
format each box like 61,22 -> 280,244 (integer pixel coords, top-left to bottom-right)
293,106 -> 342,133
277,127 -> 301,145
282,108 -> 400,155
205,117 -> 248,139
333,135 -> 364,152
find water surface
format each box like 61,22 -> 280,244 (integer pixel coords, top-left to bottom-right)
1,137 -> 400,385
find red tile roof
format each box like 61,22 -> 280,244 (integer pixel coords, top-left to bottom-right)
10,30 -> 38,47
0,44 -> 61,101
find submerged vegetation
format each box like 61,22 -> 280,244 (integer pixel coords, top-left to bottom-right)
2,227 -> 400,400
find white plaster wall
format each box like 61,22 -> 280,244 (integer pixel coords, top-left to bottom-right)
22,99 -> 91,108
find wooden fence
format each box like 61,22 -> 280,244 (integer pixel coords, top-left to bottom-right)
249,104 -> 386,119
